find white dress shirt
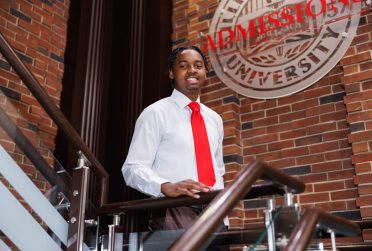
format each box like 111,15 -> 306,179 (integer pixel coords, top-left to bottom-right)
122,89 -> 225,197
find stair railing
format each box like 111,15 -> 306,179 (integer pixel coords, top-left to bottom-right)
0,32 -> 109,207
285,207 -> 361,251
98,160 -> 305,251
168,159 -> 305,251
0,31 -> 109,250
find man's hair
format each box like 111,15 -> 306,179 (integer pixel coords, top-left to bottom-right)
167,45 -> 209,73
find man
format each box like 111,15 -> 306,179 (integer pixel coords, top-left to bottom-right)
122,45 -> 225,230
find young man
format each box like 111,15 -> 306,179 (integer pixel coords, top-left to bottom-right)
122,45 -> 225,230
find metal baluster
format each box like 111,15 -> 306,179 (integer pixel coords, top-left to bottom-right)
67,152 -> 91,251
108,214 -> 122,251
265,198 -> 276,251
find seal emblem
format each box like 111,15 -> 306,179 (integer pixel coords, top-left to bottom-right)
206,0 -> 361,99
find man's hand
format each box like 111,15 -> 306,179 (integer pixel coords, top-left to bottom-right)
161,179 -> 211,199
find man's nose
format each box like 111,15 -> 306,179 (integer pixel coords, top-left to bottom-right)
187,65 -> 197,73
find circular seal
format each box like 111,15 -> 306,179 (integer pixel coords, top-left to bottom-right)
207,0 -> 361,99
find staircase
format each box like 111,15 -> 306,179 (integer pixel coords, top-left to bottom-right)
0,31 -> 371,251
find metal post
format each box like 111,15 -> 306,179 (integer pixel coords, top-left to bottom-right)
328,229 -> 336,251
264,198 -> 276,251
67,153 -> 91,251
284,192 -> 293,207
108,214 -> 122,251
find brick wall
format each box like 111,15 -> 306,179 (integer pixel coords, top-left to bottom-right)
171,0 -> 372,239
0,0 -> 69,244
342,7 -> 372,240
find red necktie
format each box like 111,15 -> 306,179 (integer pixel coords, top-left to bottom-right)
188,101 -> 216,186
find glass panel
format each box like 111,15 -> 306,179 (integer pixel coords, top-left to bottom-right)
0,180 -> 62,251
0,64 -> 102,250
0,89 -> 70,246
0,89 -> 71,211
104,200 -> 293,251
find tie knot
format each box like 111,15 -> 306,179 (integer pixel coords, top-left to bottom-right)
188,101 -> 200,112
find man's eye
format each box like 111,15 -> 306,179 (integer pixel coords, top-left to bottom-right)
195,64 -> 203,69
179,64 -> 187,68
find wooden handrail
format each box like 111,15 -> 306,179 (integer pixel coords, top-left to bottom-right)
98,182 -> 287,215
285,207 -> 361,251
0,32 -> 109,205
168,159 -> 305,251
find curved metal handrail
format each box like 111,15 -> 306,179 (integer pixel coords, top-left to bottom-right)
0,32 -> 109,205
285,207 -> 361,251
168,159 -> 305,251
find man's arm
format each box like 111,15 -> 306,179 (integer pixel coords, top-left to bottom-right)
122,108 -> 168,197
122,108 -> 210,198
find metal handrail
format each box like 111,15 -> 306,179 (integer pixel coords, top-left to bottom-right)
0,32 -> 109,205
168,159 -> 305,251
285,207 -> 361,251
98,182 -> 288,215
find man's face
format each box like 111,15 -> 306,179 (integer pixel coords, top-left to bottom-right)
169,49 -> 207,100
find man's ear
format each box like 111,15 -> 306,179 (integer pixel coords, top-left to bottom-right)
169,69 -> 174,79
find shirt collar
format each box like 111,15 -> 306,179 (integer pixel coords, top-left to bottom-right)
170,89 -> 201,109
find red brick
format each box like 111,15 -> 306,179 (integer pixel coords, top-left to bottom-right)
281,146 -> 309,158
340,51 -> 372,66
267,122 -> 293,134
307,122 -> 337,135
279,110 -> 306,123
312,161 -> 343,173
356,195 -> 372,207
243,133 -> 278,145
325,149 -> 351,161
266,105 -> 290,117
292,98 -> 319,111
241,111 -> 264,121
309,141 -> 339,154
306,103 -> 334,116
342,70 -> 372,85
347,110 -> 372,123
280,129 -> 306,140
316,201 -> 347,211
346,102 -> 362,112
362,229 -> 372,241
299,192 -> 330,203
268,140 -> 294,151
243,145 -> 267,155
352,152 -> 372,164
252,100 -> 277,111
297,154 -> 325,165
241,127 -> 266,139
320,110 -> 347,122
253,116 -> 279,127
314,181 -> 344,192
355,162 -> 372,174
328,169 -> 355,181
344,82 -> 361,94
330,189 -> 358,200
358,185 -> 372,195
352,142 -> 369,154
355,173 -> 372,185
269,158 -> 296,169
360,207 -> 372,218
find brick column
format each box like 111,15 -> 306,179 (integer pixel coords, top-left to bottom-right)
341,6 -> 372,241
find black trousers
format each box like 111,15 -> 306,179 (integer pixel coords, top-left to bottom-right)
149,205 -> 205,231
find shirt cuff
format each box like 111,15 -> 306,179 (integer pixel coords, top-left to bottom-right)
149,176 -> 169,197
